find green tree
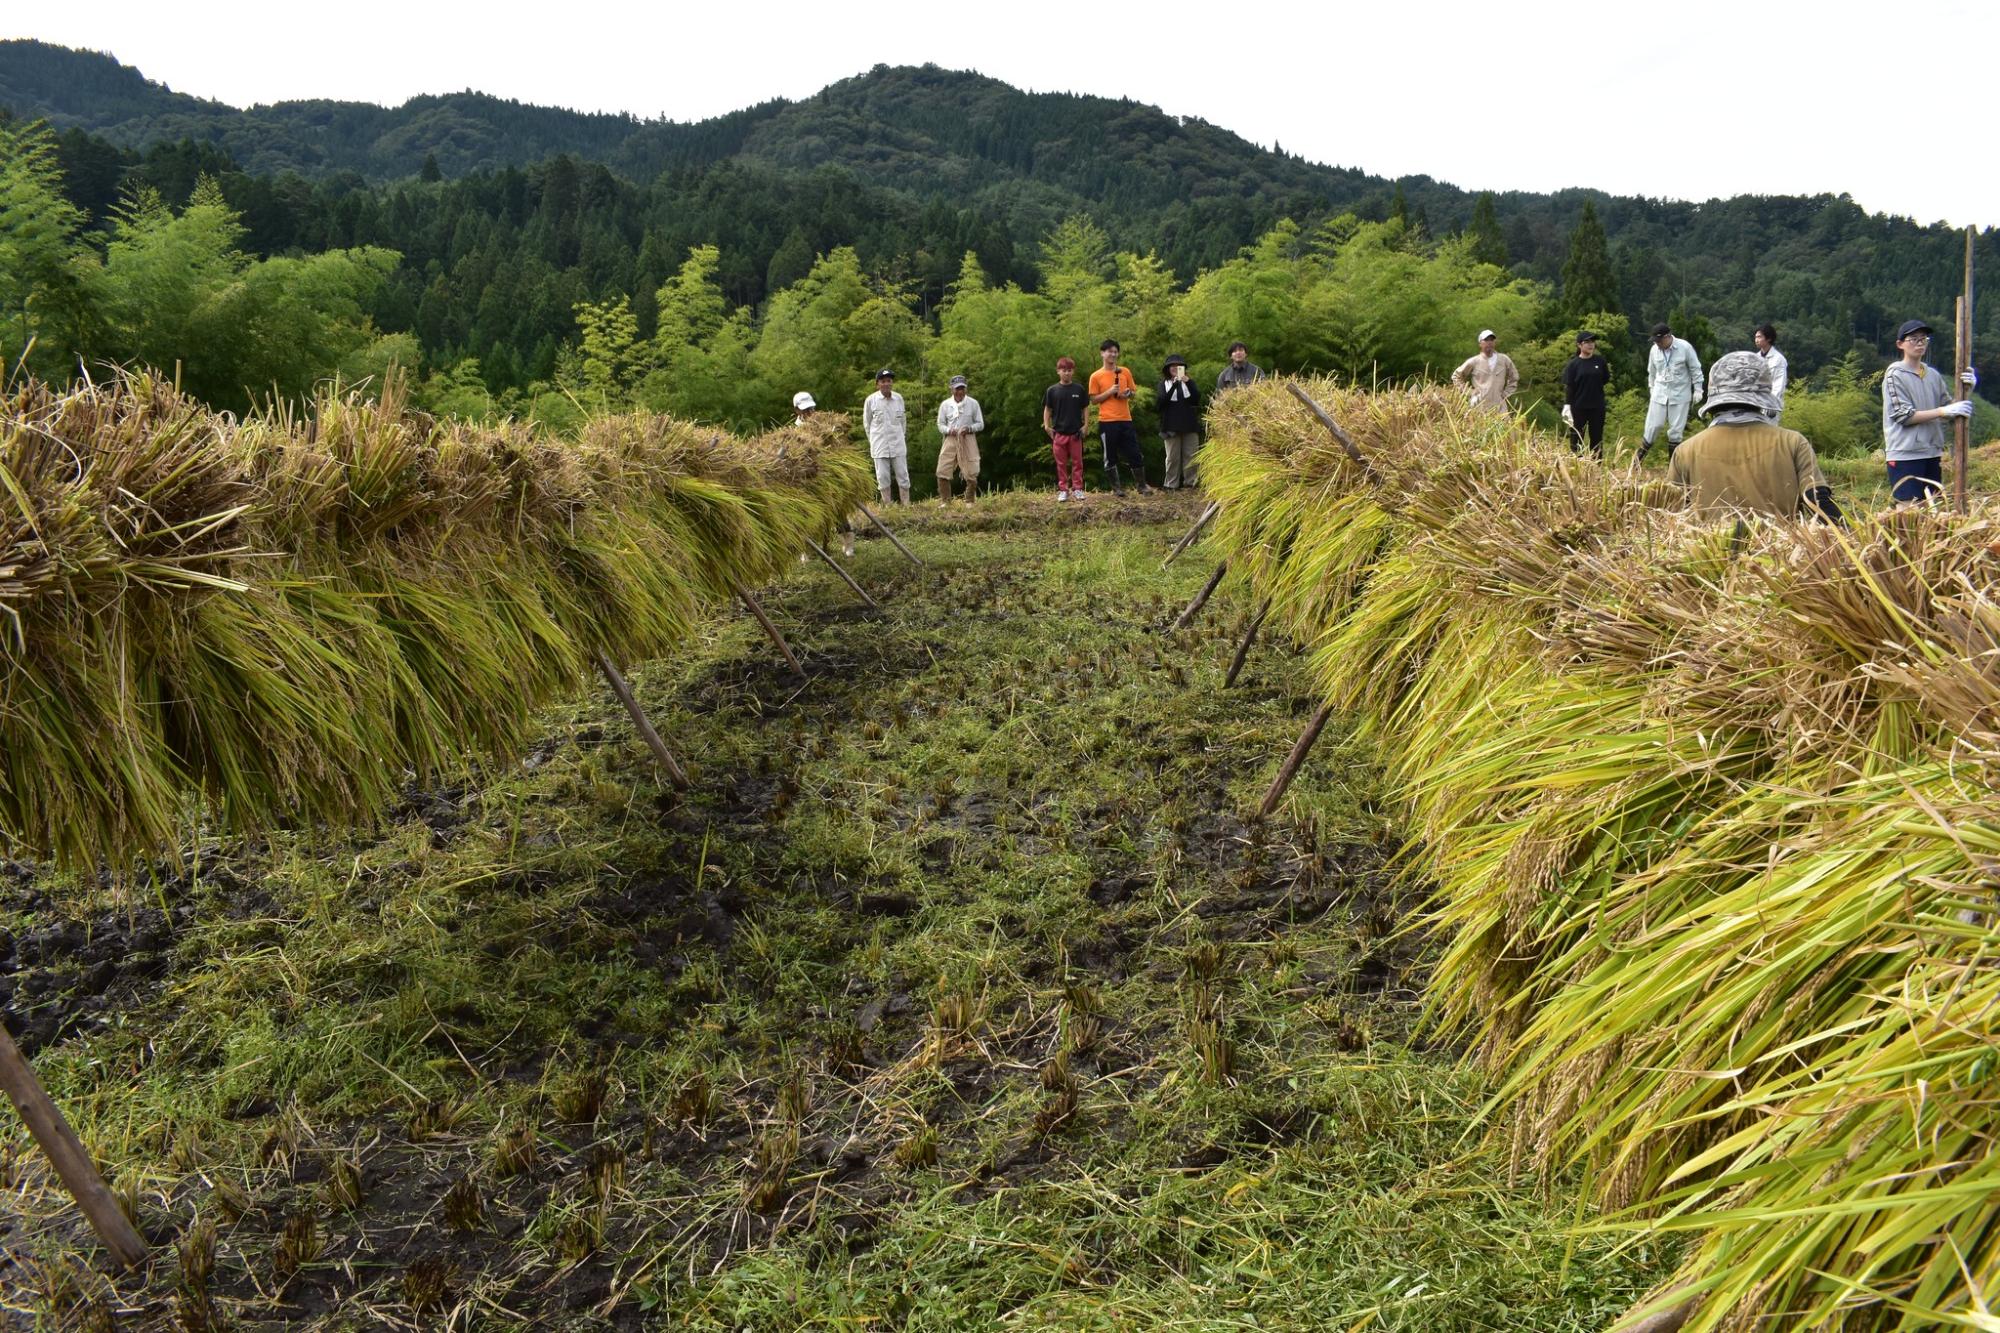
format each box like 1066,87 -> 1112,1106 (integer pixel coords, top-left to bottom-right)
1467,192 -> 1508,268
0,118 -> 98,379
1559,203 -> 1619,322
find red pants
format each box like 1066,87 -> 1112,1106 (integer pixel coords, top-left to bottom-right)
1051,433 -> 1084,491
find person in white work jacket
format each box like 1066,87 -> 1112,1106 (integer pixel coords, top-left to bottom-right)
1639,323 -> 1704,460
1753,324 -> 1788,417
862,369 -> 911,505
935,375 -> 985,504
1450,329 -> 1519,412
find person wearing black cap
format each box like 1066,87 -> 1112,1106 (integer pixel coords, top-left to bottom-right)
861,369 -> 911,506
1882,319 -> 1979,503
1559,332 -> 1612,456
1158,354 -> 1203,489
1640,323 -> 1703,460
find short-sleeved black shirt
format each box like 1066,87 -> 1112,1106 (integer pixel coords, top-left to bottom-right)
1043,381 -> 1088,435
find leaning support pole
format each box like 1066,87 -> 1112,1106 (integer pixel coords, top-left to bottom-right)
1285,381 -> 1375,478
1224,599 -> 1272,688
805,538 -> 880,611
0,1025 -> 149,1268
857,504 -> 923,566
594,650 -> 690,789
1256,701 -> 1336,821
1954,227 -> 1974,515
731,579 -> 805,678
1163,501 -> 1221,569
1170,561 -> 1228,632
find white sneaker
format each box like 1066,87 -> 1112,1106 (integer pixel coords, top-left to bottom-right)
1056,490 -> 1069,502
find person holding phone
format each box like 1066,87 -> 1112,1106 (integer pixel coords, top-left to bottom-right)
1158,353 -> 1203,489
1089,338 -> 1152,496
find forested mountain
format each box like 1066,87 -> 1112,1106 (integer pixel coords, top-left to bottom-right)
4,37 -> 1994,478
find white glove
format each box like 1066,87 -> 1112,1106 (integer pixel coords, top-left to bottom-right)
1962,368 -> 1979,388
1938,400 -> 1975,419
1560,405 -> 1574,426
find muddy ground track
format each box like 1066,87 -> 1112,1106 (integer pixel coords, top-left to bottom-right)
2,502 -> 1428,1328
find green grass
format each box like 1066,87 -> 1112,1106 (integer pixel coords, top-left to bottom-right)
1,496 -> 1673,1330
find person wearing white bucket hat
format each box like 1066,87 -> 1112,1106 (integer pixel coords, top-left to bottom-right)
1668,350 -> 1837,522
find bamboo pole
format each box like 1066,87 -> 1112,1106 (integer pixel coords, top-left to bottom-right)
731,580 -> 805,678
1170,561 -> 1228,632
1954,227 -> 1974,515
1255,702 -> 1336,821
1163,501 -> 1221,569
1224,600 -> 1271,688
857,504 -> 922,566
805,539 -> 879,610
1285,382 -> 1374,477
0,1024 -> 149,1268
593,650 -> 690,789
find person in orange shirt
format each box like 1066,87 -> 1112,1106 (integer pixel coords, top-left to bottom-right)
1088,339 -> 1152,496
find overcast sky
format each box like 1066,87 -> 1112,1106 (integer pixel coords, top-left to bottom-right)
13,0 -> 1995,229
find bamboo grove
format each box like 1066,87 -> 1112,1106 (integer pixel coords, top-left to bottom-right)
1201,382 -> 2000,1330
0,373 -> 872,870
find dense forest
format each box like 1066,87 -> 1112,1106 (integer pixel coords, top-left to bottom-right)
3,40 -> 1994,481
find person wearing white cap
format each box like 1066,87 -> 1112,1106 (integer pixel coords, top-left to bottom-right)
862,369 -> 912,506
1450,329 -> 1519,413
791,390 -> 855,557
935,375 -> 985,504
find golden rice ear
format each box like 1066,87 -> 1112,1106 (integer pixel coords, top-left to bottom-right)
1201,380 -> 2000,1332
1,373 -> 873,873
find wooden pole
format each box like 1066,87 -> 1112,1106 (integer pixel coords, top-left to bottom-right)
0,1024 -> 149,1268
731,580 -> 805,679
857,503 -> 923,567
1256,702 -> 1336,821
1163,501 -> 1221,569
1285,382 -> 1374,477
805,538 -> 879,610
1170,561 -> 1228,632
1954,227 -> 1974,515
593,650 -> 690,789
1224,600 -> 1272,689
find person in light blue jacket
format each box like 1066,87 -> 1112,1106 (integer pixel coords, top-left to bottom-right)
1639,323 -> 1704,461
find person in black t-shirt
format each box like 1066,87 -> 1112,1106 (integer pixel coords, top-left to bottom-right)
1560,331 -> 1613,457
1042,356 -> 1090,500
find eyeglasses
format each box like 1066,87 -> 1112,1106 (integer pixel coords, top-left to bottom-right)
1902,333 -> 1931,343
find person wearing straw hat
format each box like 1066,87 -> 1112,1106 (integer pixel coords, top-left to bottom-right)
1450,330 -> 1518,413
1882,319 -> 1978,504
1669,351 -> 1836,521
935,375 -> 985,505
862,369 -> 912,506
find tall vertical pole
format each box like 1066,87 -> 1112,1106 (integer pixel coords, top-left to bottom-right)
1955,228 -> 1975,515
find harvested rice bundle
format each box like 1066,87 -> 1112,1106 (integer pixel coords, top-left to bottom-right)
1200,377 -> 2000,1331
0,374 -> 869,871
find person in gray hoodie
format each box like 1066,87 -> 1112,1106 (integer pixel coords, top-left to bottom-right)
1881,318 -> 1978,503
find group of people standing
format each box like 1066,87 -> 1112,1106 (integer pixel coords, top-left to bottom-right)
821,317 -> 1977,515
836,341 -> 1266,507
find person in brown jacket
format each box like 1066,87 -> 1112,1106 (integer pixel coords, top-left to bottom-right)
1669,351 -> 1839,522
